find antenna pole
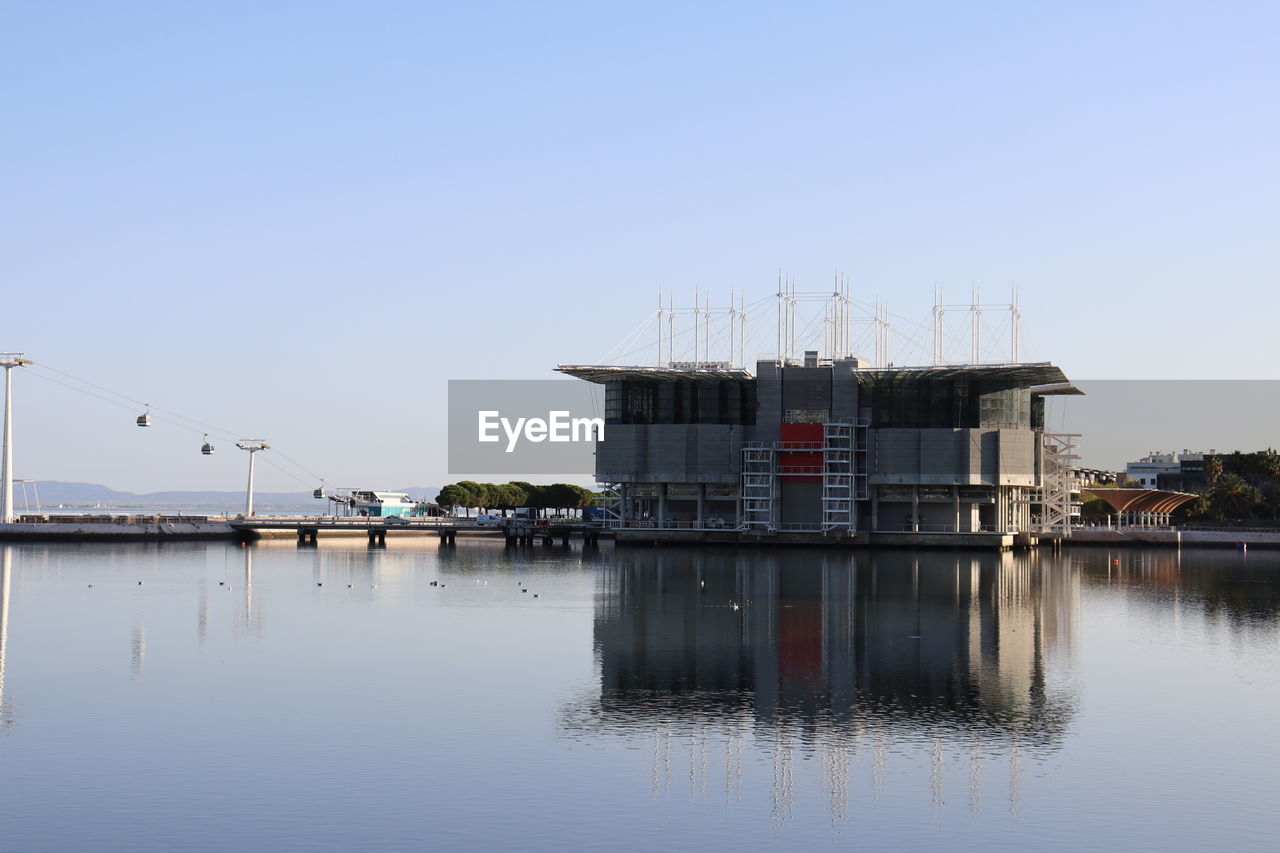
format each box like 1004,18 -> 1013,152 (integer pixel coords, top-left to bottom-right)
729,287 -> 735,369
970,284 -> 981,365
776,271 -> 783,364
705,292 -> 711,365
739,291 -> 746,367
1011,284 -> 1021,362
696,285 -> 706,366
788,276 -> 793,363
668,293 -> 674,367
657,288 -> 663,367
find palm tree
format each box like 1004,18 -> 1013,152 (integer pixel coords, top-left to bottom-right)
1209,474 -> 1260,520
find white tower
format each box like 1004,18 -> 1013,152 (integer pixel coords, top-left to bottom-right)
235,440 -> 270,516
0,355 -> 32,524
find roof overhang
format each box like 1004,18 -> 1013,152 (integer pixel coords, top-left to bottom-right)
556,364 -> 756,384
852,362 -> 1073,388
1027,381 -> 1086,396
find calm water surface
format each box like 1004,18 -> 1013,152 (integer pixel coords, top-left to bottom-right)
0,539 -> 1277,851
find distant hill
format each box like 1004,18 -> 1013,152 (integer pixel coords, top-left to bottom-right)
20,482 -> 439,510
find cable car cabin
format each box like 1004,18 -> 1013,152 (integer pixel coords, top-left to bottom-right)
313,487 -> 325,499
201,436 -> 215,455
348,490 -> 416,517
136,412 -> 152,427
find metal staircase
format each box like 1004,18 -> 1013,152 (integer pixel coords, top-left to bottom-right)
821,423 -> 853,532
1034,433 -> 1081,536
741,444 -> 776,530
592,484 -> 623,524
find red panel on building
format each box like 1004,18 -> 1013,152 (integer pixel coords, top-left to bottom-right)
778,602 -> 823,685
778,422 -> 823,482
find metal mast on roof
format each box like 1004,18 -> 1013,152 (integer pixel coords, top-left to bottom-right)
970,284 -> 982,365
1011,285 -> 1021,362
670,290 -> 680,363
874,300 -> 890,367
656,289 -> 742,368
931,285 -> 1022,365
696,285 -> 706,366
656,289 -> 664,367
932,286 -> 945,366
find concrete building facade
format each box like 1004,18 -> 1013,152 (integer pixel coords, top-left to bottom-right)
559,354 -> 1081,539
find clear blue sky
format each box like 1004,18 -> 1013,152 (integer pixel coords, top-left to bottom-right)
2,1 -> 1276,491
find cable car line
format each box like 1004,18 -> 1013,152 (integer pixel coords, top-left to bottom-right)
22,362 -> 329,485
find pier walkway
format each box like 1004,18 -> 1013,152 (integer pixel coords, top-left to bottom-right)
229,517 -> 609,546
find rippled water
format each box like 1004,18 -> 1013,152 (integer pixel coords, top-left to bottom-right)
0,539 -> 1277,851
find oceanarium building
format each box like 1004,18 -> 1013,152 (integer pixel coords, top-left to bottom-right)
558,353 -> 1081,543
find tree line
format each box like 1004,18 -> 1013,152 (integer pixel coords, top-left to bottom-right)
1188,450 -> 1280,521
434,481 -> 597,516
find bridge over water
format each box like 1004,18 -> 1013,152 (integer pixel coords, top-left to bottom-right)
229,516 -> 608,546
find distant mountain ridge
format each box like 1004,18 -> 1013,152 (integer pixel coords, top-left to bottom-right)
19,482 -> 439,509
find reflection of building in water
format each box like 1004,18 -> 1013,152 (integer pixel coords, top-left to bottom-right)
1078,547 -> 1280,628
131,625 -> 146,677
564,549 -> 1079,817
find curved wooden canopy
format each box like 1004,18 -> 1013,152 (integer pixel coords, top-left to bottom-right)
1082,488 -> 1199,514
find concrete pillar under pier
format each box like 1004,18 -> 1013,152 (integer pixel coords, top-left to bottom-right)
952,485 -> 960,533
696,484 -> 705,528
657,484 -> 668,525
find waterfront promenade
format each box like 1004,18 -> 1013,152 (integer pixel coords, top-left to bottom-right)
2,514 -> 1279,548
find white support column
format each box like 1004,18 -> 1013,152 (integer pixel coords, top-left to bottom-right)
236,440 -> 270,517
1,366 -> 12,525
246,452 -> 256,516
0,356 -> 31,525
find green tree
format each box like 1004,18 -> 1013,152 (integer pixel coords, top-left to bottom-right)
435,483 -> 466,515
456,481 -> 490,514
490,483 -> 528,515
1079,496 -> 1112,523
1207,473 -> 1261,521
